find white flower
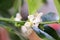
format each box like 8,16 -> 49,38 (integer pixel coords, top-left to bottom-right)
28,15 -> 34,22
32,23 -> 39,28
21,26 -> 33,37
21,26 -> 28,33
14,18 -> 21,21
33,12 -> 43,23
32,12 -> 43,27
39,12 -> 43,17
24,22 -> 31,28
14,13 -> 22,21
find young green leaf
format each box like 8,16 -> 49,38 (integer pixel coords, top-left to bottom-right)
54,0 -> 60,22
27,0 -> 43,15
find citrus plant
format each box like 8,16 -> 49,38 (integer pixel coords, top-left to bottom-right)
0,0 -> 60,40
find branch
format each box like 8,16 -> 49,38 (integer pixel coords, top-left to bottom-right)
0,17 -> 25,23
0,17 -> 59,24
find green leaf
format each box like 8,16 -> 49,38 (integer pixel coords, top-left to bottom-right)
11,0 -> 22,18
54,0 -> 60,22
12,0 -> 19,18
27,0 -> 43,15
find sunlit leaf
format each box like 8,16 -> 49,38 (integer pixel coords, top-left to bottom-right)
54,0 -> 60,21
27,0 -> 43,15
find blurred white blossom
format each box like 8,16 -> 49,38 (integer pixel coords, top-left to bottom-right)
28,15 -> 34,22
14,13 -> 22,21
21,12 -> 43,36
21,26 -> 28,33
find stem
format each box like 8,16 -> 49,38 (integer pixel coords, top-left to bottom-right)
0,17 -> 25,23
0,17 -> 59,24
40,21 -> 59,24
